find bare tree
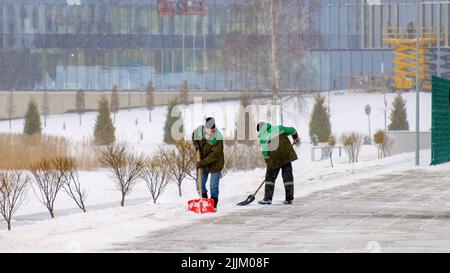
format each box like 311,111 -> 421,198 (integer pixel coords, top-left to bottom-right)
221,145 -> 235,178
326,135 -> 336,167
53,157 -> 88,213
224,1 -> 319,123
145,81 -> 155,122
42,91 -> 49,127
99,142 -> 146,207
110,85 -> 119,124
164,140 -> 195,197
0,170 -> 29,230
180,80 -> 189,105
7,91 -> 14,129
141,152 -> 172,204
76,89 -> 86,126
29,158 -> 66,218
236,92 -> 257,145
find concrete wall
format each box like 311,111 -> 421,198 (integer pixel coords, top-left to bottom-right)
386,131 -> 432,156
0,91 -> 264,120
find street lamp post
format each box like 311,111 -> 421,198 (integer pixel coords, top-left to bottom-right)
415,0 -> 420,166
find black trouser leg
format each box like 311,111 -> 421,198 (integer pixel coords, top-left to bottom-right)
281,162 -> 294,201
264,167 -> 281,201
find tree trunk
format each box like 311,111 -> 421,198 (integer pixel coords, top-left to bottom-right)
79,114 -> 82,126
49,209 -> 55,219
149,110 -> 152,122
7,220 -> 11,231
178,185 -> 182,197
121,194 -> 125,207
268,1 -> 281,124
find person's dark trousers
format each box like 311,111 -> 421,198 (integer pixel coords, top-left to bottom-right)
264,162 -> 294,201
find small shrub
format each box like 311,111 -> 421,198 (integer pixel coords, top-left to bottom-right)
94,96 -> 116,145
0,170 -> 29,230
24,99 -> 42,135
388,92 -> 409,131
99,142 -> 146,207
53,157 -> 88,213
340,132 -> 363,163
29,157 -> 67,218
163,140 -> 195,197
374,130 -> 394,159
141,152 -> 172,204
309,94 -> 331,143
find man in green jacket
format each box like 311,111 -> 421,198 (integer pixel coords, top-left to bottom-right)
256,122 -> 300,205
192,117 -> 224,211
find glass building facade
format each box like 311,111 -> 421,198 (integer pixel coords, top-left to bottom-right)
0,0 -> 447,91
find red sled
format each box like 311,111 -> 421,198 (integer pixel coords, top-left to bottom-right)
188,198 -> 215,214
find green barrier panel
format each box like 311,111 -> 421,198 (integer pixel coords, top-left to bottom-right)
431,76 -> 450,165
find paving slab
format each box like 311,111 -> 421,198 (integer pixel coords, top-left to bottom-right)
113,169 -> 450,253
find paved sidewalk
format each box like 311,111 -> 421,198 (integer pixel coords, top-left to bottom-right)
113,169 -> 450,252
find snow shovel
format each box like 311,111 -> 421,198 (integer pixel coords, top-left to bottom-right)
237,143 -> 297,206
188,150 -> 215,214
236,180 -> 265,206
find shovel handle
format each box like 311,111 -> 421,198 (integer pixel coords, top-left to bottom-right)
253,180 -> 266,196
196,150 -> 203,198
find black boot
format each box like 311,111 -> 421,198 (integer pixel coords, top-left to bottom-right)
258,199 -> 272,205
211,197 -> 219,212
212,197 -> 218,211
202,192 -> 208,199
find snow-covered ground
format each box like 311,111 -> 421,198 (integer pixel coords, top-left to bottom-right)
0,91 -> 438,252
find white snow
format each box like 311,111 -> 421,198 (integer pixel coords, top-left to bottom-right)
0,90 -> 441,252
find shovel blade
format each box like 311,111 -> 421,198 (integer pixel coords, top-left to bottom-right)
188,198 -> 215,214
236,195 -> 255,206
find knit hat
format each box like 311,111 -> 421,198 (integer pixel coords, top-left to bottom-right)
256,122 -> 266,132
205,117 -> 216,129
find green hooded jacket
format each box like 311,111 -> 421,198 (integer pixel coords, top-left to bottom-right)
258,123 -> 298,170
192,126 -> 225,173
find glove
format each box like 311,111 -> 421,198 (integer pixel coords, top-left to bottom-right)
193,140 -> 200,151
196,160 -> 207,169
292,132 -> 301,146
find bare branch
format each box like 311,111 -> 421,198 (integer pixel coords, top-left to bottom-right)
99,142 -> 146,207
141,152 -> 172,204
0,170 -> 29,231
29,157 -> 67,218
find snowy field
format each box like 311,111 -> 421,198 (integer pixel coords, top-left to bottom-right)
0,91 -> 438,252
